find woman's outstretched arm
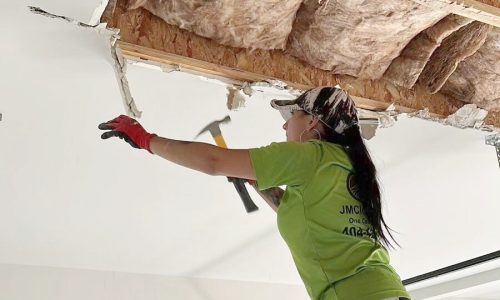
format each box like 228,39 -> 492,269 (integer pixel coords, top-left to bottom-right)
99,115 -> 284,212
150,136 -> 256,180
98,115 -> 256,179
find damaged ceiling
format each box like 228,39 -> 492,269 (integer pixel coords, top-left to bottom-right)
2,1 -> 500,299
102,0 -> 500,128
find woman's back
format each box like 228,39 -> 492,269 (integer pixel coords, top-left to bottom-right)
250,140 -> 408,299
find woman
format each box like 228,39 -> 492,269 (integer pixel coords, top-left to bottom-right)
99,86 -> 410,300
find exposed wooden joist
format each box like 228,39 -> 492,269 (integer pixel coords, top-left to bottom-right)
119,41 -> 406,113
413,0 -> 500,28
102,0 -> 499,128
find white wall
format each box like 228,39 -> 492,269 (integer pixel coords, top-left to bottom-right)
0,264 -> 308,300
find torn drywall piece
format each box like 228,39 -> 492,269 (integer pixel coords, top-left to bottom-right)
359,105 -> 399,129
356,105 -> 399,140
249,80 -> 304,97
128,58 -> 180,73
128,60 -> 165,73
226,87 -> 247,111
407,104 -> 491,130
241,82 -> 253,97
443,104 -> 488,129
89,0 -> 111,26
486,133 -> 500,147
112,45 -> 142,118
485,133 -> 500,167
28,6 -> 142,118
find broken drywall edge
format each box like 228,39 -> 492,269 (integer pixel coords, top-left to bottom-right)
486,133 -> 500,147
29,6 -> 94,28
230,80 -> 496,133
407,104 -> 493,131
444,104 -> 488,129
112,44 -> 142,118
226,87 -> 248,110
241,82 -> 253,97
358,108 -> 398,129
89,0 -> 111,26
28,6 -> 142,118
127,57 -> 181,73
250,80 -> 304,97
485,133 -> 500,167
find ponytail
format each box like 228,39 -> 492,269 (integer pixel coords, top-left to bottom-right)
324,125 -> 399,249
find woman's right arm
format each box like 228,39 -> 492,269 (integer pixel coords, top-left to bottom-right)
251,185 -> 284,213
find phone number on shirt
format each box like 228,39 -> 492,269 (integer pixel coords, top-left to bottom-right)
342,226 -> 376,239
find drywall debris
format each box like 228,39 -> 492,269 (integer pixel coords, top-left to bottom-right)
359,104 -> 399,129
241,82 -> 253,97
408,104 -> 491,130
128,59 -> 180,73
160,64 -> 181,73
486,133 -> 500,147
444,104 -> 488,129
249,80 -> 304,97
485,133 -> 500,167
28,6 -> 142,118
407,107 -> 432,120
379,104 -> 399,128
89,0 -> 110,26
356,105 -> 399,140
226,87 -> 247,110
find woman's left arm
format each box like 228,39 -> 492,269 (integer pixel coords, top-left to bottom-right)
150,136 -> 256,180
98,115 -> 256,180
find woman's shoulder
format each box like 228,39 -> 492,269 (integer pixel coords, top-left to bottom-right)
307,139 -> 346,153
308,140 -> 352,170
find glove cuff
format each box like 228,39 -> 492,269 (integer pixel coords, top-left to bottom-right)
143,133 -> 157,154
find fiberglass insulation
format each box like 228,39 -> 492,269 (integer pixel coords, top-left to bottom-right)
286,0 -> 450,79
127,0 -> 302,50
441,27 -> 500,111
125,0 -> 500,111
383,14 -> 473,89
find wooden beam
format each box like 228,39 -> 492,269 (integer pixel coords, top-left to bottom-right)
119,41 -> 400,113
103,0 -> 499,128
413,0 -> 500,28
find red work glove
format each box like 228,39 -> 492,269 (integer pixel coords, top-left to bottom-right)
98,115 -> 157,154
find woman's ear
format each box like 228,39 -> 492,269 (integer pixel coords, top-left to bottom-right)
308,116 -> 321,130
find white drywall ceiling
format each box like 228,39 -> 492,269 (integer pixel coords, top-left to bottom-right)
1,1 -> 500,299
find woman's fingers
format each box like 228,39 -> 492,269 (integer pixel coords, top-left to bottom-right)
98,115 -> 129,130
98,122 -> 115,130
100,130 -> 139,148
100,130 -> 120,139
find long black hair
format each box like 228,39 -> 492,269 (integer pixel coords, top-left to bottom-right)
322,123 -> 399,249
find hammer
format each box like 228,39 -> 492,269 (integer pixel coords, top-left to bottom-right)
196,116 -> 259,213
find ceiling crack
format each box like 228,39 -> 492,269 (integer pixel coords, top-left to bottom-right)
28,6 -> 142,118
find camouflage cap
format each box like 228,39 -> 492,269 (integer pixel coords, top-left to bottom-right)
271,86 -> 359,134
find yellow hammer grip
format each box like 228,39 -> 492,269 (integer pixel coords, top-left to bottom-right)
214,135 -> 228,148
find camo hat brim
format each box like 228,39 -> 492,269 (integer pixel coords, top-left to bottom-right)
270,86 -> 359,134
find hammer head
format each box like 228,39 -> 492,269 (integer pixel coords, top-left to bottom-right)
196,115 -> 231,138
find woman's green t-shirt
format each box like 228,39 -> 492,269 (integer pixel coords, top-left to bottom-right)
249,140 -> 410,300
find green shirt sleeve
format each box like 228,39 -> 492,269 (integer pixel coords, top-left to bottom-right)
248,141 -> 320,190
